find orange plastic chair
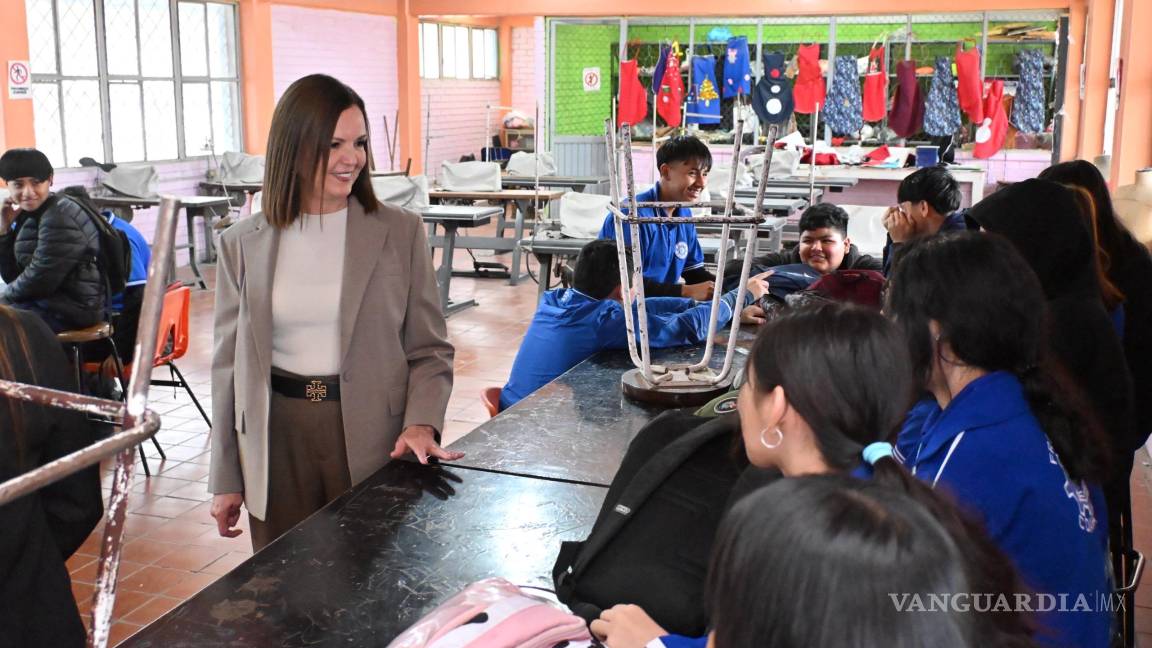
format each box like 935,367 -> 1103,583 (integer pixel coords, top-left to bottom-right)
481,387 -> 502,418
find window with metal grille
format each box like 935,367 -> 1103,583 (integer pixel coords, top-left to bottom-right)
418,22 -> 498,81
24,0 -> 242,168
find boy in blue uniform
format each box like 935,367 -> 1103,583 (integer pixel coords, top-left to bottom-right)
881,166 -> 970,275
599,136 -> 715,301
499,240 -> 768,411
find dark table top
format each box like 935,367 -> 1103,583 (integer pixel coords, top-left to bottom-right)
199,181 -> 262,193
735,176 -> 859,191
419,205 -> 501,224
122,461 -> 605,647
89,195 -> 232,209
448,344 -> 748,486
502,175 -> 607,189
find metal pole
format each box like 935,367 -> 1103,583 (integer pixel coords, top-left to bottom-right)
824,17 -> 837,144
620,126 -> 653,382
979,12 -> 990,80
809,104 -> 821,206
423,95 -> 432,177
605,119 -> 643,370
755,18 -> 764,145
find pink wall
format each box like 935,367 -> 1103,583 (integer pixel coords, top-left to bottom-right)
270,5 -> 400,171
421,79 -> 501,180
510,26 -> 538,115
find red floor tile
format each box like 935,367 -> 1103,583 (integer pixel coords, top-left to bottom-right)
200,551 -> 250,576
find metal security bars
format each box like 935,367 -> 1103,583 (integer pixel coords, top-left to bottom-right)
23,0 -> 242,167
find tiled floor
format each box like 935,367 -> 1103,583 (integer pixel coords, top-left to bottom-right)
64,228 -> 1152,646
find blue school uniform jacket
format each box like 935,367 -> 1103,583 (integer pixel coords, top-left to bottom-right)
499,287 -> 747,410
898,371 -> 1113,648
599,184 -> 705,287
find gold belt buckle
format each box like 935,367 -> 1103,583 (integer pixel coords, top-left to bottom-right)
305,380 -> 328,402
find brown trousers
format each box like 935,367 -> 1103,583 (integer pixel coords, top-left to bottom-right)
248,369 -> 351,551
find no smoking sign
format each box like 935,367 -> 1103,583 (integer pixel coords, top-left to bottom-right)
583,67 -> 601,93
8,61 -> 31,99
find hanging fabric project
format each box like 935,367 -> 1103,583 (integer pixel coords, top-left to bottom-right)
888,60 -> 924,137
617,59 -> 648,126
973,79 -> 1008,159
923,56 -> 961,137
751,52 -> 794,125
652,45 -> 684,127
823,55 -> 863,136
1011,49 -> 1045,133
686,55 -> 722,125
793,43 -> 826,115
861,45 -> 888,122
722,36 -> 752,98
955,42 -> 984,124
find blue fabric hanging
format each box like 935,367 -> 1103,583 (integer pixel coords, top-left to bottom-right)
686,56 -> 722,125
923,56 -> 962,137
722,36 -> 752,98
1011,49 -> 1045,134
823,55 -> 863,136
751,52 -> 794,125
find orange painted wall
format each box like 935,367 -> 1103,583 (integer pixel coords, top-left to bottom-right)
0,0 -> 34,152
1109,0 -> 1152,186
238,0 -> 276,154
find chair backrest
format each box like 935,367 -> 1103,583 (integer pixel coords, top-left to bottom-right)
481,387 -> 502,418
842,204 -> 890,258
153,286 -> 192,367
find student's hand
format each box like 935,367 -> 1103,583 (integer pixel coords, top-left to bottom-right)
744,271 -> 773,302
883,205 -> 918,243
1,198 -> 18,232
590,604 -> 668,648
210,492 -> 245,538
681,281 -> 715,301
390,425 -> 465,465
741,304 -> 767,325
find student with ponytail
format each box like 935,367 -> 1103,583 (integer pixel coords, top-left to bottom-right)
887,231 -> 1112,648
592,303 -> 1035,648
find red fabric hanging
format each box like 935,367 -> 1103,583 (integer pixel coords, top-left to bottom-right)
617,59 -> 648,126
862,46 -> 888,122
655,49 -> 684,127
888,59 -> 924,138
955,43 -> 984,124
793,43 -> 826,115
973,80 -> 1008,159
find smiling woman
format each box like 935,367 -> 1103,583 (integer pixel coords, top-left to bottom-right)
208,74 -> 461,551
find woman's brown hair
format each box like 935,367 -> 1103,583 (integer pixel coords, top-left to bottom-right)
0,306 -> 38,469
262,74 -> 378,227
1065,184 -> 1126,311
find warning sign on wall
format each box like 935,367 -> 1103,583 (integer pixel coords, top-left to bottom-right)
583,67 -> 601,93
8,61 -> 31,100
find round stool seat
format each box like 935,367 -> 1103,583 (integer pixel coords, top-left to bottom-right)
57,322 -> 113,344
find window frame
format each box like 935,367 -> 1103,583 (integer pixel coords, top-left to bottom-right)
26,0 -> 244,168
418,21 -> 499,81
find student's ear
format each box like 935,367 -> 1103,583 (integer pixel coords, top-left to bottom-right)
657,163 -> 671,181
757,384 -> 788,432
841,235 -> 852,249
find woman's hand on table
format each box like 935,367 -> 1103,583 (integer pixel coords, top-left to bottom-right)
390,424 -> 464,465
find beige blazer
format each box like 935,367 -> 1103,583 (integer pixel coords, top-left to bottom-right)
208,197 -> 453,520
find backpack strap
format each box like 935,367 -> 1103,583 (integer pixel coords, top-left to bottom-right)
556,416 -> 738,590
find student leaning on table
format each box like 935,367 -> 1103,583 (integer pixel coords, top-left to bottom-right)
208,74 -> 460,551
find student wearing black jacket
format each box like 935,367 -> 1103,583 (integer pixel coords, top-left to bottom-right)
721,203 -> 881,292
0,148 -> 105,332
0,306 -> 102,648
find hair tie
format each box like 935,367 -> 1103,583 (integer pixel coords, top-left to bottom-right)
862,442 -> 894,466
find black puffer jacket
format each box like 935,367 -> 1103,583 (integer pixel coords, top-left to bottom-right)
0,195 -> 105,329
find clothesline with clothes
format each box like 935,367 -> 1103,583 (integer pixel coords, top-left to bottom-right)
615,35 -> 1048,160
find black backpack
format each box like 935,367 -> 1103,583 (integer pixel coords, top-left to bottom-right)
552,410 -> 751,636
60,186 -> 132,295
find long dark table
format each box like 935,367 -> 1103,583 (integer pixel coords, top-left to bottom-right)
448,344 -> 749,487
122,461 -> 604,647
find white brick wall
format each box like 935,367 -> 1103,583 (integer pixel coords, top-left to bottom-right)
270,5 -> 400,171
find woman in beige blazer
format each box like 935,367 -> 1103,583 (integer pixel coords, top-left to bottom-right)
209,74 -> 461,550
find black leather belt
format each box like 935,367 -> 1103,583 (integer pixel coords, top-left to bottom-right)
271,374 -> 341,402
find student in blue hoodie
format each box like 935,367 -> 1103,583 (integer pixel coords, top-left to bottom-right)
499,239 -> 768,411
599,136 -> 716,301
888,232 -> 1114,648
591,304 -> 1034,648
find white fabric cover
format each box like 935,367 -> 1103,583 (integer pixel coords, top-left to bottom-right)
842,204 -> 890,258
744,149 -> 801,180
218,151 -> 265,184
103,164 -> 158,198
440,161 -> 501,192
505,152 -> 557,177
372,174 -> 430,210
559,191 -> 611,239
705,166 -> 754,199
